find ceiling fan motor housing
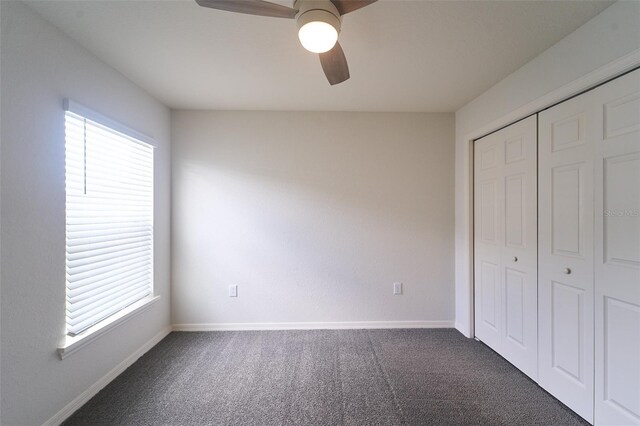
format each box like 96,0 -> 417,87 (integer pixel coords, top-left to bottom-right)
294,0 -> 342,34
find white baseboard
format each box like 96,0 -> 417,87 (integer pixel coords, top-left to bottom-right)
172,320 -> 454,331
43,326 -> 172,426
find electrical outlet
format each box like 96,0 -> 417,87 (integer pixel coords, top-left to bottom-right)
229,285 -> 238,297
393,282 -> 402,295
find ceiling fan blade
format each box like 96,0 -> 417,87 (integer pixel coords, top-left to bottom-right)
319,42 -> 350,85
329,0 -> 377,15
195,0 -> 297,18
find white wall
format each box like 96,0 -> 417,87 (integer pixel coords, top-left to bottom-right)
0,3 -> 171,425
171,111 -> 454,327
454,0 -> 640,336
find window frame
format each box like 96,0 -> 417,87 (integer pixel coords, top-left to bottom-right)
58,99 -> 159,360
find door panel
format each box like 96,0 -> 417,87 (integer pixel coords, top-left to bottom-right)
551,280 -> 585,383
593,69 -> 640,426
603,297 -> 640,422
603,92 -> 640,139
539,93 -> 595,423
474,115 -> 537,380
481,261 -> 499,329
505,174 -> 525,248
551,164 -> 585,257
603,153 -> 640,267
551,113 -> 586,152
504,268 -> 525,345
480,180 -> 499,244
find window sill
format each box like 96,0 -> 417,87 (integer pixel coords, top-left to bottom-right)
58,295 -> 160,360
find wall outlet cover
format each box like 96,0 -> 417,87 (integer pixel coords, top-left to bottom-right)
229,285 -> 238,297
393,282 -> 402,295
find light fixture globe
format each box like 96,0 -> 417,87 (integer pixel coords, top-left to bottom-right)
298,19 -> 338,53
295,1 -> 341,53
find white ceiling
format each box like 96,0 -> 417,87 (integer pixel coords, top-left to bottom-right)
28,0 -> 613,112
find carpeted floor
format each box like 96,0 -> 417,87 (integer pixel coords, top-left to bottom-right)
63,329 -> 588,425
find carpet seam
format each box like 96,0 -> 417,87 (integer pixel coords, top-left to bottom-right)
281,331 -> 304,425
334,331 -> 346,426
366,330 -> 407,425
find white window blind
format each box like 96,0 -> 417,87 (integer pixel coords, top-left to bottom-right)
65,106 -> 154,336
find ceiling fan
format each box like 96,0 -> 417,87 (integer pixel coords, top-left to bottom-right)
194,0 -> 377,85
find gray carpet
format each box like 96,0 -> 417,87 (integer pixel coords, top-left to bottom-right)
63,329 -> 588,425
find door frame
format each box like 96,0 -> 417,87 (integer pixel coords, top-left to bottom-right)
462,50 -> 640,339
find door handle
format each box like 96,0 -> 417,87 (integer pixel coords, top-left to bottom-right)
563,268 -> 572,275
513,256 -> 518,262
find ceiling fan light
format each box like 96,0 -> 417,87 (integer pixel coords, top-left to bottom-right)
296,7 -> 341,54
298,21 -> 338,53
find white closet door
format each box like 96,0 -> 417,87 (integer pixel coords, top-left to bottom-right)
593,69 -> 640,426
475,130 -> 504,352
474,116 -> 538,379
539,93 -> 596,423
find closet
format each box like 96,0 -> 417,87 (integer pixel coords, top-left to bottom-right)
474,68 -> 640,425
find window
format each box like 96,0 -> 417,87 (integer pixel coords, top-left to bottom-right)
64,102 -> 154,336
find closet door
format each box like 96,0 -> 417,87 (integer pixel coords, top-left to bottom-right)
539,93 -> 595,423
474,116 -> 538,379
593,69 -> 640,426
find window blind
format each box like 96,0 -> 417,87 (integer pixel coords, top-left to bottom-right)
65,109 -> 153,336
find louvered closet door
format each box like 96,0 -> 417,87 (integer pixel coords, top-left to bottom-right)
539,92 -> 595,423
474,115 -> 538,379
592,69 -> 640,426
